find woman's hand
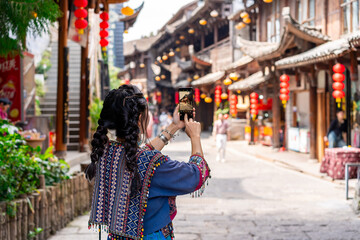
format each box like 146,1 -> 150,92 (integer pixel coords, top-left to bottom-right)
184,114 -> 201,139
172,105 -> 195,130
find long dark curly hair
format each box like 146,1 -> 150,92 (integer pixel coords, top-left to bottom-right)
84,85 -> 148,197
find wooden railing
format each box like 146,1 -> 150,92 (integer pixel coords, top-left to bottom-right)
0,173 -> 93,240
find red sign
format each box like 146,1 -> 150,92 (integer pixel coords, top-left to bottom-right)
0,54 -> 22,122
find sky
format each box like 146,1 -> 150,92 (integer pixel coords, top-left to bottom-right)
123,0 -> 195,42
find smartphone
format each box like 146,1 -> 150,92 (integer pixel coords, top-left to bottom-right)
178,87 -> 194,120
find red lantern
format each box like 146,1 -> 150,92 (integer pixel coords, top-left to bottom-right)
74,0 -> 88,7
175,91 -> 179,104
99,30 -> 109,38
280,74 -> 290,82
250,98 -> 258,104
100,21 -> 109,29
280,82 -> 289,88
332,82 -> 345,91
230,94 -> 238,117
250,92 -> 258,99
156,92 -> 162,104
74,8 -> 88,18
279,94 -> 290,101
215,85 -> 222,106
224,114 -> 229,119
99,38 -> 109,47
280,88 -> 290,95
332,73 -> 345,82
194,88 -> 200,105
100,12 -> 109,21
75,18 -> 88,29
250,104 -> 258,110
332,90 -> 345,99
250,109 -> 258,115
333,63 -> 345,73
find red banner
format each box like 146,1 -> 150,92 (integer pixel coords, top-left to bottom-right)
0,54 -> 22,122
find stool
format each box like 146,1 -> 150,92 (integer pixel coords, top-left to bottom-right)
345,162 -> 360,200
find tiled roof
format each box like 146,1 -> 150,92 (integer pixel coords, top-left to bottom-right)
229,71 -> 271,91
191,71 -> 225,87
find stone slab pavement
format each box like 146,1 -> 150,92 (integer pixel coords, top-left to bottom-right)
49,132 -> 360,240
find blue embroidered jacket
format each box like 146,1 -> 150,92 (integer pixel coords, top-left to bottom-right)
88,141 -> 210,240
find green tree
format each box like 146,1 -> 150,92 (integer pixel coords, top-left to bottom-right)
0,0 -> 61,56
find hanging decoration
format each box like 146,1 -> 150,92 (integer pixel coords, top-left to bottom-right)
224,78 -> 232,86
139,63 -> 145,68
210,10 -> 219,18
74,0 -> 88,35
263,0 -> 273,3
193,74 -> 200,80
175,91 -> 179,105
205,96 -> 213,103
168,49 -> 175,57
175,47 -> 181,52
195,88 -> 200,106
99,11 -> 109,52
229,72 -> 239,81
156,91 -> 162,104
332,63 -> 346,108
199,19 -> 207,25
200,93 -> 207,99
121,6 -> 134,16
188,28 -> 195,34
279,74 -> 290,108
240,12 -> 249,19
161,74 -> 166,80
155,76 -> 161,81
162,54 -> 168,61
221,93 -> 228,100
243,17 -> 251,24
249,92 -> 259,120
179,35 -> 185,40
215,85 -> 222,106
230,94 -> 238,117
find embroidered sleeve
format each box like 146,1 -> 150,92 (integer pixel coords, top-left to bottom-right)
189,154 -> 210,197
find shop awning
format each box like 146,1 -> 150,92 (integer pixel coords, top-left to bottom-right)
191,71 -> 225,87
173,80 -> 190,88
275,37 -> 353,70
229,71 -> 271,91
225,55 -> 253,71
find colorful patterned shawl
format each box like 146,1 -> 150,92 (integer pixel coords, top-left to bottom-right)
88,141 -> 167,240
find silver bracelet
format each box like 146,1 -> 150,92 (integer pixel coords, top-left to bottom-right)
161,128 -> 175,138
158,133 -> 169,145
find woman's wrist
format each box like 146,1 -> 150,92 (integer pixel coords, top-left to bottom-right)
167,123 -> 180,134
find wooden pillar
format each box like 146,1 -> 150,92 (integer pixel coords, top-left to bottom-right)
272,72 -> 281,148
214,23 -> 218,44
55,0 -> 69,157
79,36 -> 90,152
309,71 -> 317,159
201,32 -> 205,50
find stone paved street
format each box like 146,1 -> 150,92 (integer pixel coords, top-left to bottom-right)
49,132 -> 360,240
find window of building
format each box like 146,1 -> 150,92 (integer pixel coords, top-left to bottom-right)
266,0 -> 281,42
296,0 -> 315,25
342,0 -> 359,34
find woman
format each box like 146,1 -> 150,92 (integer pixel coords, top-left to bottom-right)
85,85 -> 210,240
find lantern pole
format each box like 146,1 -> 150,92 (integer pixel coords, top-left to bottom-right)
55,0 -> 69,158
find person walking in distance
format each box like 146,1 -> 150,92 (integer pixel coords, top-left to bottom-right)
213,113 -> 230,162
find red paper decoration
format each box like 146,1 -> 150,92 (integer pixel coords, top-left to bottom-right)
333,63 -> 345,73
74,8 -> 88,18
99,12 -> 109,52
75,19 -> 88,29
156,91 -> 162,104
194,88 -> 200,105
100,21 -> 109,29
99,38 -> 109,47
279,74 -> 290,108
74,0 -> 88,7
215,85 -> 222,106
332,63 -> 345,107
230,94 -> 238,117
74,0 -> 88,35
100,12 -> 109,21
249,92 -> 258,119
99,30 -> 109,38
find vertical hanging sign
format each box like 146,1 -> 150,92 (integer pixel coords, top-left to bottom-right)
0,54 -> 23,122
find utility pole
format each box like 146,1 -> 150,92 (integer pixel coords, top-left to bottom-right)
55,0 -> 69,158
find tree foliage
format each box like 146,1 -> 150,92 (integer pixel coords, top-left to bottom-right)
0,0 -> 62,57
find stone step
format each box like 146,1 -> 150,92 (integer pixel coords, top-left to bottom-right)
67,142 -> 79,151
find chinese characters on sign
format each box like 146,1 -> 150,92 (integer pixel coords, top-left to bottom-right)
0,54 -> 22,122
